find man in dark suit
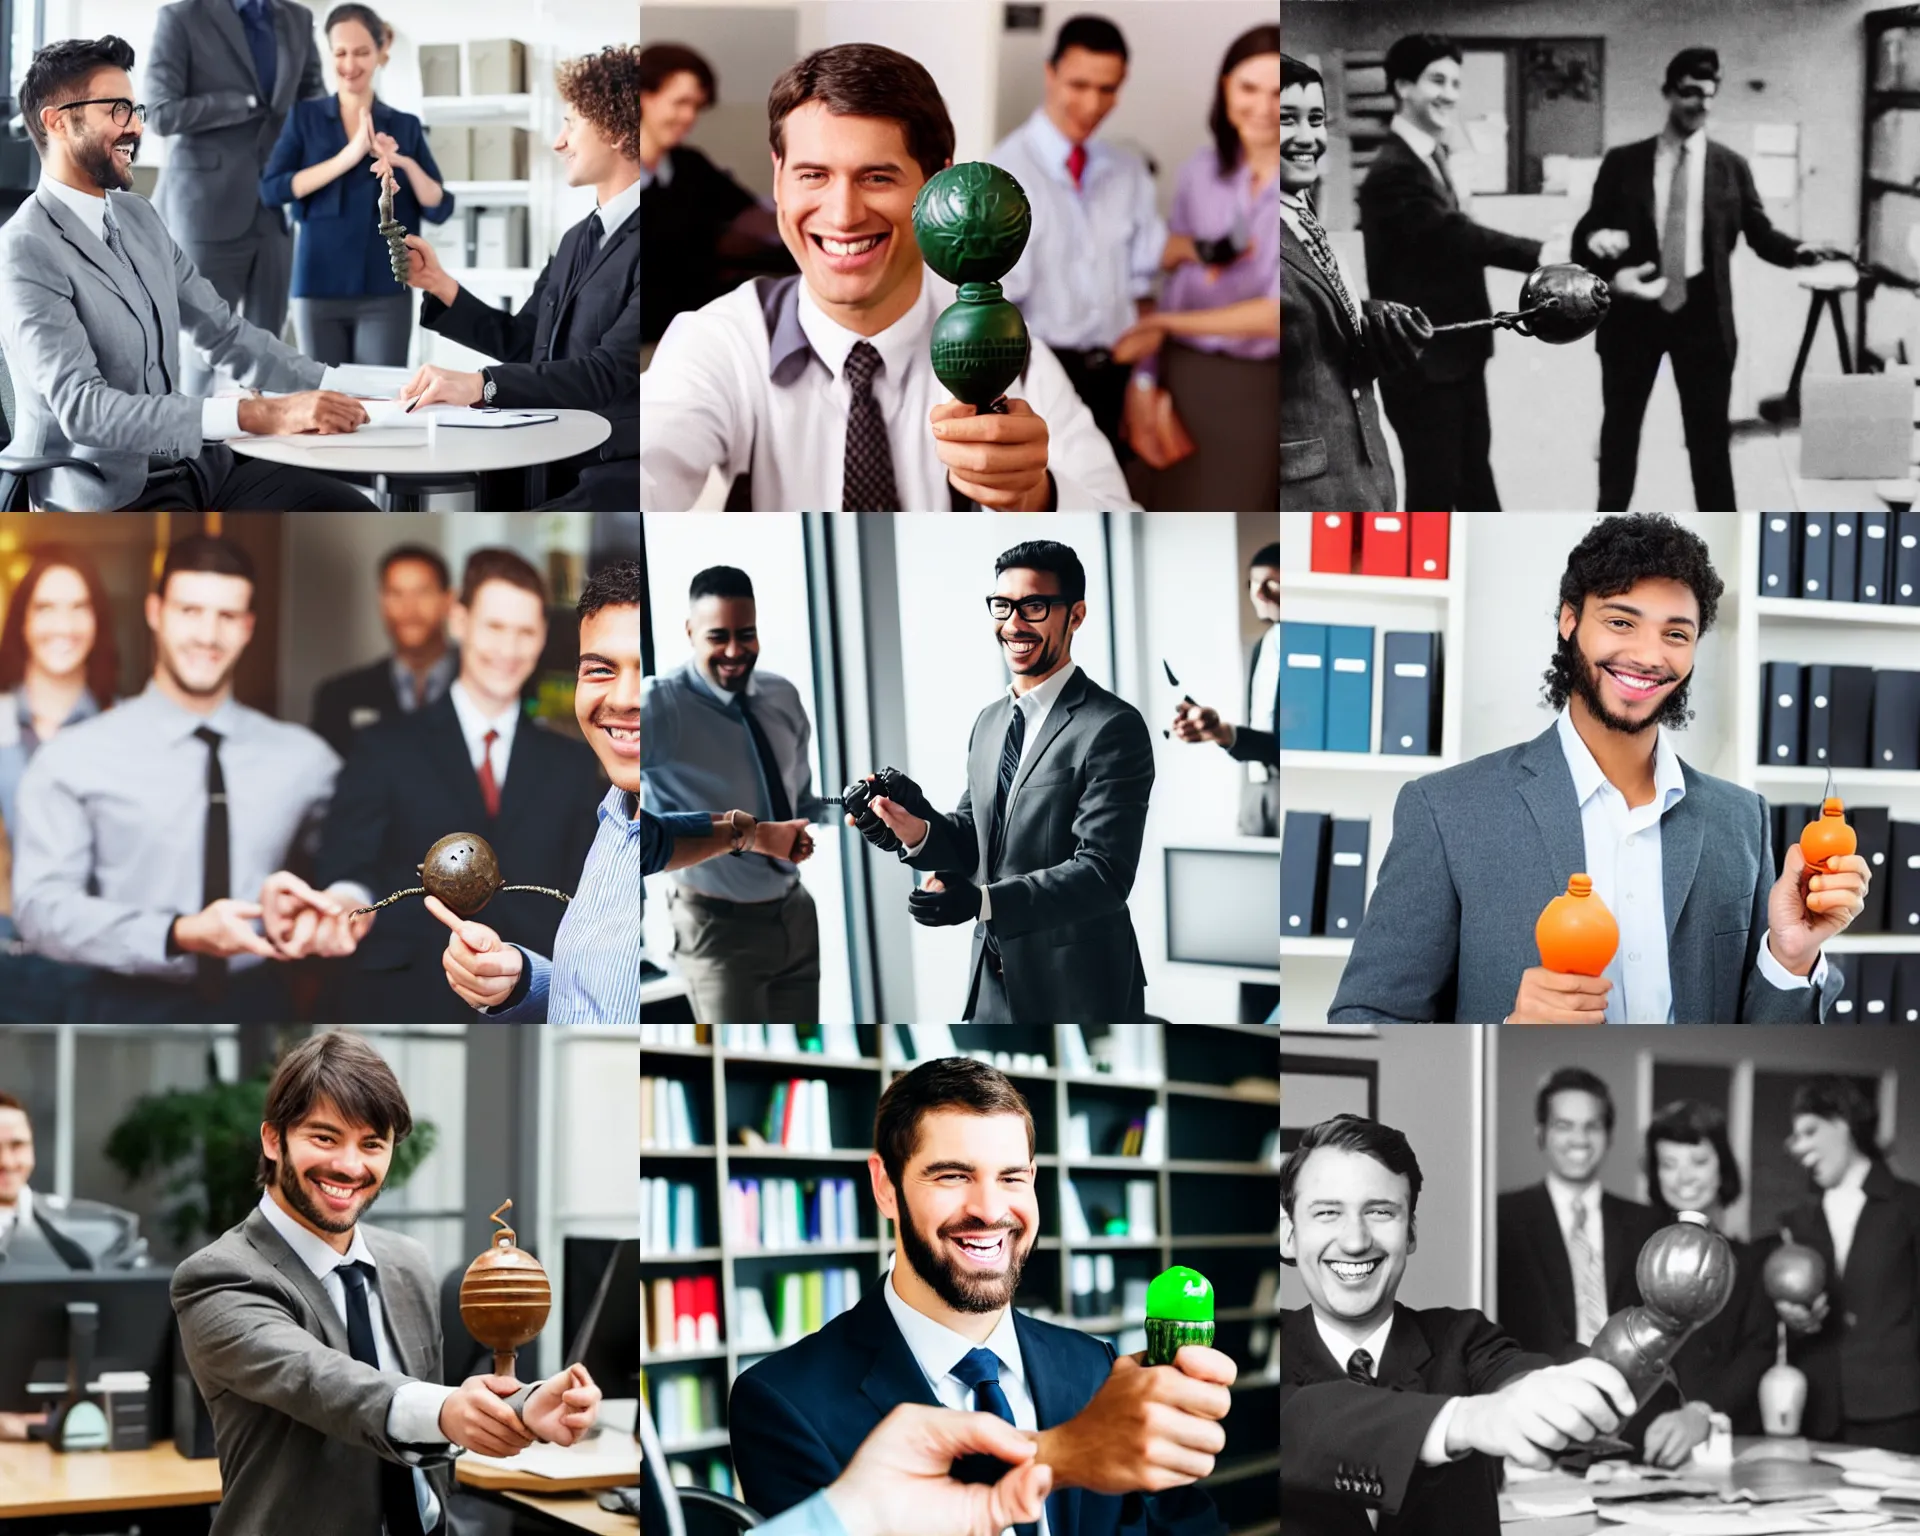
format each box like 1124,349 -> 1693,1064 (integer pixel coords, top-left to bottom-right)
731,1057 -> 1232,1535
1572,47 -> 1849,511
1497,1067 -> 1663,1362
1771,1076 -> 1920,1451
397,46 -> 639,511
1283,1113 -> 1634,1536
310,544 -> 456,762
1280,53 -> 1429,512
0,1091 -> 147,1272
1171,542 -> 1277,835
848,541 -> 1153,1024
1359,34 -> 1542,514
302,549 -> 603,1022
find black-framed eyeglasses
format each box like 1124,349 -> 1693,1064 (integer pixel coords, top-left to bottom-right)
986,595 -> 1067,622
57,98 -> 147,128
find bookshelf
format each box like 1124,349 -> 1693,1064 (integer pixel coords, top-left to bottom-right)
640,1024 -> 1280,1535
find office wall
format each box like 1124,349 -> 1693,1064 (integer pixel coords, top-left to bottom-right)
640,6 -> 800,199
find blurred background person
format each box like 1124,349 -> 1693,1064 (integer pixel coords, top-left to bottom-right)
0,1091 -> 148,1272
309,543 -> 456,761
146,0 -> 327,397
260,3 -> 451,366
1117,23 -> 1281,511
1169,540 -> 1277,834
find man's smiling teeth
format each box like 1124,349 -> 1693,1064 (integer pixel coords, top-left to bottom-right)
953,1232 -> 1006,1258
316,1179 -> 361,1199
820,234 -> 882,255
1606,667 -> 1664,694
1328,1258 -> 1380,1279
603,725 -> 638,740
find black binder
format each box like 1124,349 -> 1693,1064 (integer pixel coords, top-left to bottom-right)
1801,513 -> 1832,600
1871,671 -> 1920,771
1856,953 -> 1898,1023
1829,665 -> 1876,769
1380,632 -> 1443,757
1896,955 -> 1920,1026
1759,513 -> 1799,599
1854,805 -> 1892,933
1762,662 -> 1804,767
1860,512 -> 1893,603
1281,811 -> 1331,938
1322,817 -> 1371,939
1891,820 -> 1920,936
1829,513 -> 1860,603
1896,511 -> 1920,607
1805,664 -> 1834,766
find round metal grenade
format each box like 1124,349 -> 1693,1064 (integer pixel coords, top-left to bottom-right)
913,163 -> 1034,409
459,1201 -> 551,1379
420,832 -> 505,917
1636,1211 -> 1737,1329
1515,263 -> 1612,344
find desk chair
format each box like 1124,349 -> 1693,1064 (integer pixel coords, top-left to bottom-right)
676,1486 -> 764,1535
0,341 -> 104,510
639,1393 -> 762,1534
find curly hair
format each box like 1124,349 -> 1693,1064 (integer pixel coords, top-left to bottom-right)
557,44 -> 640,164
1540,514 -> 1724,722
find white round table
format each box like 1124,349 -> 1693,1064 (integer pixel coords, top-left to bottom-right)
229,408 -> 612,508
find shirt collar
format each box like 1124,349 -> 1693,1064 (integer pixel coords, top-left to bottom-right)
1312,1306 -> 1395,1375
793,273 -> 933,393
257,1189 -> 375,1283
140,680 -> 244,745
1554,710 -> 1685,814
686,659 -> 758,707
599,783 -> 643,835
640,154 -> 674,192
4,1184 -> 33,1228
1545,1172 -> 1603,1225
449,678 -> 521,754
1659,125 -> 1709,156
1391,115 -> 1443,162
1024,108 -> 1092,184
40,174 -> 111,241
883,1261 -> 1027,1394
597,176 -> 641,238
391,648 -> 455,703
1831,1159 -> 1873,1197
1009,659 -> 1079,716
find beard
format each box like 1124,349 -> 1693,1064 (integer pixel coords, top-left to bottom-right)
277,1157 -> 382,1236
1559,630 -> 1695,734
705,653 -> 755,693
1000,626 -> 1063,680
78,131 -> 137,192
896,1190 -> 1029,1315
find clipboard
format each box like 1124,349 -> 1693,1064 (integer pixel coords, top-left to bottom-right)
435,409 -> 560,430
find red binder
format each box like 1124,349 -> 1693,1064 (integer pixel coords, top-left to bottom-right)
1360,514 -> 1410,578
1410,512 -> 1450,579
1309,512 -> 1360,573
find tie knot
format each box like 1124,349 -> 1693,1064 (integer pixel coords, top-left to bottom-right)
335,1259 -> 373,1291
193,725 -> 223,750
951,1347 -> 1004,1389
1347,1347 -> 1375,1383
1067,143 -> 1088,185
483,728 -> 498,748
845,340 -> 883,394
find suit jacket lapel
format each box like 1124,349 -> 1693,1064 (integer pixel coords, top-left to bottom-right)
1012,1311 -> 1086,1536
1281,221 -> 1360,345
548,217 -> 593,344
855,1286 -> 944,1422
244,1207 -> 351,1353
1661,765 -> 1704,1021
493,717 -> 541,837
1632,138 -> 1660,238
972,698 -> 1011,876
425,695 -> 490,826
206,0 -> 266,90
1375,1304 -> 1433,1389
38,189 -> 145,324
1600,1195 -> 1638,1309
1525,1183 -> 1579,1341
1516,729 -> 1590,919
270,0 -> 301,114
366,1227 -> 431,1378
1008,670 -> 1083,803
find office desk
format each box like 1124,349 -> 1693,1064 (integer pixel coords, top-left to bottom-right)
0,1442 -> 222,1518
503,1489 -> 636,1534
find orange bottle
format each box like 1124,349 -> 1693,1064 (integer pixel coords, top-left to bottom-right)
1535,873 -> 1620,978
1799,798 -> 1856,875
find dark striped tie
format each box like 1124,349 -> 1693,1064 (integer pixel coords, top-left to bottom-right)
1347,1347 -> 1377,1385
1291,198 -> 1364,335
988,702 -> 1026,874
842,341 -> 901,511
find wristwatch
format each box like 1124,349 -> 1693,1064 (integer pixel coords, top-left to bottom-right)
480,368 -> 498,405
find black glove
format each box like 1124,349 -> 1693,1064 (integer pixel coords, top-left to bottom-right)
1362,299 -> 1433,374
907,874 -> 982,927
842,767 -> 932,853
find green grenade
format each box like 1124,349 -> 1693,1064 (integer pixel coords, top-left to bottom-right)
912,162 -> 1032,413
1144,1265 -> 1216,1366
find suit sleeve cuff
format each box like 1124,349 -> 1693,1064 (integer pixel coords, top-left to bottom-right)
1757,931 -> 1820,990
202,395 -> 244,440
388,1381 -> 455,1448
1418,1397 -> 1464,1465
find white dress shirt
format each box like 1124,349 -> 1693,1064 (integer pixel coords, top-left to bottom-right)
1544,1172 -> 1606,1297
1390,116 -> 1469,215
39,175 -> 353,440
1653,127 -> 1708,282
595,176 -> 641,241
255,1192 -> 452,1534
638,154 -> 672,192
448,679 -> 520,796
1823,1157 -> 1872,1277
0,1183 -> 30,1244
1310,1308 -> 1461,1525
987,109 -> 1166,351
882,1264 -> 1051,1536
640,269 -> 1137,511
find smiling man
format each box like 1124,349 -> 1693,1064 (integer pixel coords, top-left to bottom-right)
172,1030 -> 601,1536
640,42 -> 1135,511
1329,513 -> 1869,1023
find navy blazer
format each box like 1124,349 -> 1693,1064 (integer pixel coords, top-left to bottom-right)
260,94 -> 453,298
730,1284 -> 1225,1536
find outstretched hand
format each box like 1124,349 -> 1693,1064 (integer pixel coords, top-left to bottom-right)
425,894 -> 524,1009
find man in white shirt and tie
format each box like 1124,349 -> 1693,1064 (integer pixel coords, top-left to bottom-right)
1169,542 -> 1278,834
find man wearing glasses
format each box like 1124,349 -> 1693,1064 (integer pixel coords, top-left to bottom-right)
0,36 -> 374,511
1572,47 -> 1851,512
848,539 -> 1154,1023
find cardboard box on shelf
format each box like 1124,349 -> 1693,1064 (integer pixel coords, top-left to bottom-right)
424,207 -> 472,267
471,39 -> 527,95
425,124 -> 471,182
469,125 -> 530,182
475,207 -> 529,269
419,44 -> 461,97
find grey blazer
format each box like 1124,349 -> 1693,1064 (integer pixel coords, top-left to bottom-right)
0,182 -> 324,509
903,667 -> 1154,1023
173,1208 -> 489,1536
147,0 -> 327,244
1326,723 -> 1845,1024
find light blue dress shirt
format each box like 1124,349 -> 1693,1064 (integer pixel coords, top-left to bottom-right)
1553,711 -> 1822,1023
758,1489 -> 848,1536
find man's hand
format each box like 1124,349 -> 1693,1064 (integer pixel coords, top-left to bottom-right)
930,399 -> 1051,510
753,817 -> 815,862
1642,1401 -> 1713,1469
908,872 -> 982,927
1110,318 -> 1164,367
846,773 -> 931,852
1033,1346 -> 1232,1496
824,1404 -> 1053,1536
261,871 -> 372,958
425,894 -> 524,1009
1609,261 -> 1668,303
440,1375 -> 537,1459
401,234 -> 461,306
1362,299 -> 1432,374
523,1363 -> 601,1446
1586,228 -> 1632,261
1122,383 -> 1175,470
1445,1357 -> 1634,1470
1171,701 -> 1233,747
174,898 -> 282,961
1768,844 -> 1869,977
1509,967 -> 1612,1024
237,391 -> 370,436
1776,1291 -> 1830,1336
400,364 -> 485,410
0,1411 -> 47,1442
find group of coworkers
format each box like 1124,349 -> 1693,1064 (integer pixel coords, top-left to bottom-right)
1283,1067 -> 1920,1534
0,0 -> 638,511
0,537 -> 642,1023
1282,36 -> 1859,514
638,15 -> 1281,512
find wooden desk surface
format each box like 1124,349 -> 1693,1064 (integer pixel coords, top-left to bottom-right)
0,1442 -> 223,1518
454,1441 -> 639,1493
503,1489 -> 638,1534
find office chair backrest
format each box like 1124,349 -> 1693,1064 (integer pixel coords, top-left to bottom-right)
677,1487 -> 764,1534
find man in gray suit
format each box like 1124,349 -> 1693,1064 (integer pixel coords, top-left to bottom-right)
172,1030 -> 602,1536
0,36 -> 374,510
1328,514 -> 1870,1024
850,540 -> 1154,1023
146,0 -> 326,396
0,1091 -> 149,1271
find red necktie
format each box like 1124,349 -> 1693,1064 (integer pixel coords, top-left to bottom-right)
477,728 -> 501,818
1066,143 -> 1087,191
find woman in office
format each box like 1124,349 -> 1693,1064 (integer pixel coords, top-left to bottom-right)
0,548 -> 117,1023
1112,23 -> 1281,511
260,3 -> 454,366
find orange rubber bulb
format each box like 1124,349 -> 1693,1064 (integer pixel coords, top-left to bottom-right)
1799,798 -> 1856,875
1535,873 -> 1620,978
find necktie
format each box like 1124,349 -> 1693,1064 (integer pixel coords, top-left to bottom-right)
841,341 -> 901,512
1290,199 -> 1365,337
1431,142 -> 1460,209
988,701 -> 1027,874
549,210 -> 603,359
240,0 -> 278,103
1569,1200 -> 1609,1345
949,1349 -> 1040,1536
335,1263 -> 428,1536
100,205 -> 130,268
103,206 -> 174,392
193,726 -> 229,1004
1347,1347 -> 1378,1386
1066,142 -> 1087,191
736,696 -> 794,823
1660,141 -> 1690,314
477,729 -> 501,819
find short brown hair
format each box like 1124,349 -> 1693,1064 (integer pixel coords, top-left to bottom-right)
873,1058 -> 1035,1193
767,43 -> 955,183
640,42 -> 715,105
0,1091 -> 25,1114
157,533 -> 255,605
258,1031 -> 414,1188
459,547 -> 547,610
558,45 -> 641,164
0,545 -> 120,707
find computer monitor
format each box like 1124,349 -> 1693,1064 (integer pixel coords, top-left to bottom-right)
0,1270 -> 177,1434
1165,846 -> 1280,968
562,1236 -> 638,1400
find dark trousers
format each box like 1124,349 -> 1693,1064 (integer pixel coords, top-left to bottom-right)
123,445 -> 377,510
1843,1414 -> 1920,1453
1378,367 -> 1498,511
82,962 -> 296,1023
177,206 -> 293,396
293,293 -> 414,367
965,948 -> 1016,1023
1598,274 -> 1737,511
1052,346 -> 1129,461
